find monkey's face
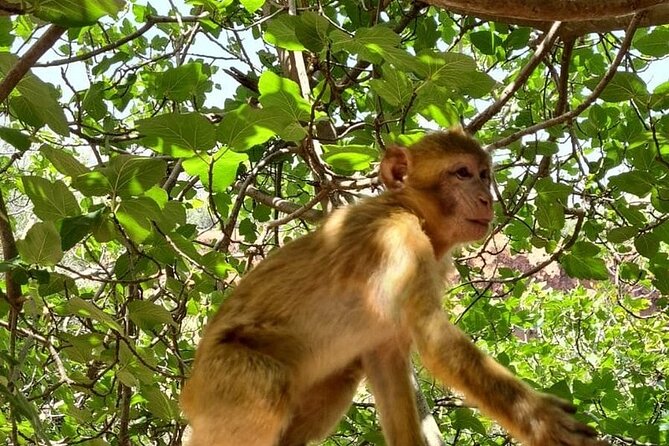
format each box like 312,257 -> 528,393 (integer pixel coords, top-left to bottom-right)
432,154 -> 494,243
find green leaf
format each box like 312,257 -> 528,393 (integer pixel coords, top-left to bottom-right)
561,242 -> 609,280
200,251 -> 235,278
470,29 -> 502,55
22,176 -> 81,221
137,113 -> 216,157
415,51 -> 496,98
66,297 -> 122,332
294,11 -> 331,52
534,178 -> 572,231
40,145 -> 89,177
331,26 -> 401,65
416,51 -> 476,85
104,155 -> 167,198
0,16 -> 14,48
142,387 -> 179,421
239,0 -> 264,13
127,301 -> 176,331
586,72 -> 648,102
451,408 -> 487,435
264,14 -> 305,51
634,26 -> 669,57
57,209 -> 104,250
369,68 -> 413,107
606,226 -> 638,243
82,82 -> 108,120
217,104 -> 275,151
0,385 -> 49,442
155,201 -> 186,233
458,71 -> 497,98
156,62 -> 211,102
505,27 -> 531,50
635,232 -> 660,258
0,127 -> 30,151
323,145 -> 377,173
0,53 -> 69,135
17,221 -> 63,266
71,171 -> 112,197
27,0 -> 125,27
116,197 -> 161,243
257,71 -> 310,141
609,171 -> 655,197
213,150 -> 247,192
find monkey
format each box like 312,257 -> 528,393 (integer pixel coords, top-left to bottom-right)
180,128 -> 608,446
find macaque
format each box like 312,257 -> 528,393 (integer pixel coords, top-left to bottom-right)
180,129 -> 607,446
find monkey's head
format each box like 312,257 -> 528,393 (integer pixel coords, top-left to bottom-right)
379,129 -> 494,252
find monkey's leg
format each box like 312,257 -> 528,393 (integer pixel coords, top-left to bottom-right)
278,359 -> 363,446
363,339 -> 426,446
183,344 -> 291,446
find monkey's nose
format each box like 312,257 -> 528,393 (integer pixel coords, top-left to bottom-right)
478,195 -> 491,208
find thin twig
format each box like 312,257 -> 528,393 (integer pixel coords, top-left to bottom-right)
467,21 -> 563,134
266,188 -> 328,228
35,15 -> 207,67
486,11 -> 645,151
0,24 -> 66,102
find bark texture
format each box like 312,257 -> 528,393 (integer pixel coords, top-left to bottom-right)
425,0 -> 669,35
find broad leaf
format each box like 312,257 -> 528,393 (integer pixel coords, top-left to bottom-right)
115,197 -> 161,243
57,209 -> 105,250
66,297 -> 122,332
26,0 -> 125,27
634,26 -> 669,57
264,14 -> 304,51
142,387 -> 179,421
183,150 -> 248,193
137,113 -> 216,156
40,145 -> 89,177
22,176 -> 81,221
156,62 -> 211,102
609,171 -> 655,197
586,72 -> 648,102
17,222 -> 63,266
370,68 -> 413,107
0,127 -> 30,151
323,145 -> 377,173
128,300 -> 176,330
239,0 -> 264,13
257,72 -> 310,141
0,53 -> 69,135
217,104 -> 275,151
635,232 -> 660,258
104,155 -> 166,198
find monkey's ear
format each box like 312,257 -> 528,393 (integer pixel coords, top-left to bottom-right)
379,146 -> 411,190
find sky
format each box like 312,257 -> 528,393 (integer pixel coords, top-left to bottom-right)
14,3 -> 669,127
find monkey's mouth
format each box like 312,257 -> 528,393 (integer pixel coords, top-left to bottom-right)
467,219 -> 491,228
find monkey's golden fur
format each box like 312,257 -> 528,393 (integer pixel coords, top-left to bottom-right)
181,129 -> 607,446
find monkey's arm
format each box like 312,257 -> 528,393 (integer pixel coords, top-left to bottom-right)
405,292 -> 607,446
362,339 -> 425,446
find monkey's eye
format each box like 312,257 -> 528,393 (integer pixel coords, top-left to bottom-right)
455,167 -> 472,179
480,169 -> 491,182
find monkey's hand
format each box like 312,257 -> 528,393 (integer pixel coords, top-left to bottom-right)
519,393 -> 609,446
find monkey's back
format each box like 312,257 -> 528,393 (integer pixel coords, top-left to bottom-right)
185,194 -> 429,401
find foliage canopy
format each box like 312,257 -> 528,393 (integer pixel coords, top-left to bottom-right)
0,1 -> 667,445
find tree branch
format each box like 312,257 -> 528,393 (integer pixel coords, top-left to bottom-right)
0,188 -> 21,309
237,183 -> 324,223
0,0 -> 24,15
426,0 -> 664,22
486,11 -> 644,151
467,21 -> 563,134
35,15 -> 207,68
0,24 -> 65,102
